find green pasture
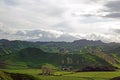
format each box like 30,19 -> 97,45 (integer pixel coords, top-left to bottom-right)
1,69 -> 120,80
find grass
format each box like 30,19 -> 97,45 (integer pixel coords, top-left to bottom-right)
1,69 -> 120,80
0,71 -> 12,80
65,71 -> 120,80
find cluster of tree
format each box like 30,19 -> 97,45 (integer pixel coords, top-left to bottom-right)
41,66 -> 54,75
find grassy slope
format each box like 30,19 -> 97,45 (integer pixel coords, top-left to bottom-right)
1,47 -> 115,70
2,69 -> 120,80
0,71 -> 12,80
0,70 -> 38,80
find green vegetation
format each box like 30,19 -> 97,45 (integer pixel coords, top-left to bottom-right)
0,47 -> 116,71
1,69 -> 120,80
0,70 -> 38,80
1,39 -> 120,79
0,71 -> 12,80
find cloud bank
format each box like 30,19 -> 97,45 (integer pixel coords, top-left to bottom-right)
0,0 -> 120,42
0,24 -> 120,43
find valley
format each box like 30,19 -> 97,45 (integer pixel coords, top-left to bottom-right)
0,39 -> 120,80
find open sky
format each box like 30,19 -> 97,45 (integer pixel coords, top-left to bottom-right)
0,0 -> 120,42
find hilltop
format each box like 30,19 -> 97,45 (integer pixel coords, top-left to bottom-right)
0,39 -> 120,71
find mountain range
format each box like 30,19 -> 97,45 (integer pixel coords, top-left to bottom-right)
0,39 -> 120,71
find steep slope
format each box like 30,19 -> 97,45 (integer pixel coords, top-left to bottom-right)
0,39 -> 120,70
0,47 -> 116,71
80,46 -> 119,65
105,47 -> 120,66
15,47 -> 52,67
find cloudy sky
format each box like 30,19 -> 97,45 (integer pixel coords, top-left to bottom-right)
0,0 -> 120,42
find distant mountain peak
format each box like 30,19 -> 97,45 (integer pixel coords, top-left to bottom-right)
74,39 -> 103,43
73,39 -> 104,46
0,39 -> 9,42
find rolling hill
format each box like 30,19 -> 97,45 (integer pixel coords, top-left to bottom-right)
0,39 -> 120,71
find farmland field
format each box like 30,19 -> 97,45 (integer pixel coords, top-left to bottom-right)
1,69 -> 120,80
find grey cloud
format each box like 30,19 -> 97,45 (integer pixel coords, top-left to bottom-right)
0,28 -> 88,42
25,30 -> 42,37
55,33 -> 79,42
82,0 -> 120,19
15,29 -> 79,42
12,28 -> 120,42
15,31 -> 26,36
86,33 -> 107,41
83,33 -> 115,43
45,7 -> 65,17
16,29 -> 117,42
30,34 -> 79,42
105,0 -> 120,12
82,14 -> 94,17
0,29 -> 19,40
1,0 -> 120,42
103,0 -> 120,18
0,29 -> 10,35
2,0 -> 17,6
104,13 -> 120,18
52,22 -> 72,31
112,29 -> 120,34
1,27 -> 120,43
0,0 -> 65,30
25,30 -> 58,38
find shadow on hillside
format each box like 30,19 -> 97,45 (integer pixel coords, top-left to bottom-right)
0,71 -> 38,80
110,76 -> 120,80
76,66 -> 116,72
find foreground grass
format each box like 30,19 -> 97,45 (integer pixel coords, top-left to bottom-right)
1,69 -> 120,80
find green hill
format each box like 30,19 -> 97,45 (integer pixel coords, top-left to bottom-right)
0,39 -> 120,71
0,47 -> 116,71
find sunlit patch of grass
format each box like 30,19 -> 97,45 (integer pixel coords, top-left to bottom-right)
0,71 -> 12,80
1,69 -> 120,80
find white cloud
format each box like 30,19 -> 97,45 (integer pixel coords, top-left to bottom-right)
0,0 -> 120,42
0,26 -> 119,43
